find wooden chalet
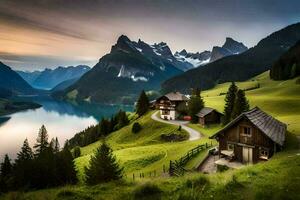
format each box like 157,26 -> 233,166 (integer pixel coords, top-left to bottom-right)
210,107 -> 286,165
196,107 -> 223,126
155,92 -> 188,120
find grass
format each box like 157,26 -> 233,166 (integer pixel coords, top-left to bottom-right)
75,111 -> 212,182
66,89 -> 78,100
202,71 -> 300,135
1,71 -> 300,199
2,150 -> 299,200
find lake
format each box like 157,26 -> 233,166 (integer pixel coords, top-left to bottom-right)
0,96 -> 133,158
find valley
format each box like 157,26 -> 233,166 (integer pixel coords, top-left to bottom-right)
0,4 -> 299,198
1,70 -> 299,199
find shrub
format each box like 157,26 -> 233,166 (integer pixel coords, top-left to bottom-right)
161,131 -> 189,142
132,122 -> 142,134
133,183 -> 162,200
73,146 -> 81,158
217,164 -> 229,172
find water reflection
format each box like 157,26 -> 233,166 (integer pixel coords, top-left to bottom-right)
0,96 -> 133,158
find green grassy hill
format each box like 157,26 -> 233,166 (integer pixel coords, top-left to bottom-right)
1,71 -> 299,200
202,71 -> 300,136
75,111 -> 212,181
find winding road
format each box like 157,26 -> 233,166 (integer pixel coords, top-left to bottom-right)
151,111 -> 201,141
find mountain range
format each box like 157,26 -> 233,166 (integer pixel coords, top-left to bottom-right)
17,65 -> 90,90
0,62 -> 36,95
56,35 -> 184,104
162,22 -> 300,93
174,37 -> 248,67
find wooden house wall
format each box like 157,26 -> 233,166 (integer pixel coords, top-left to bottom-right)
199,111 -> 221,126
218,117 -> 275,163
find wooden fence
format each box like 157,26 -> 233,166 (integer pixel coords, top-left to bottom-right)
169,142 -> 213,176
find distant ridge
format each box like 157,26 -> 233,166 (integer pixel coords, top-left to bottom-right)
0,61 -> 36,95
162,22 -> 300,93
17,65 -> 90,90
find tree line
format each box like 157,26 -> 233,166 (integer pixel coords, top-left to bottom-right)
68,110 -> 129,148
0,125 -> 77,193
0,90 -> 152,193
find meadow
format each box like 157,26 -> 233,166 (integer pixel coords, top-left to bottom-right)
1,71 -> 299,200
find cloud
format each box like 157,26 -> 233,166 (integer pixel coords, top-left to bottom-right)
0,51 -> 97,71
0,0 -> 300,70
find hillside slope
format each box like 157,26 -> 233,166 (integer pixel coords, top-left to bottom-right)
60,35 -> 184,104
270,40 -> 300,80
162,22 -> 300,93
1,71 -> 299,200
0,62 -> 36,95
18,65 -> 90,90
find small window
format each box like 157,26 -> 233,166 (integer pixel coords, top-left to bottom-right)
227,144 -> 234,151
162,110 -> 170,115
259,149 -> 269,159
241,126 -> 252,136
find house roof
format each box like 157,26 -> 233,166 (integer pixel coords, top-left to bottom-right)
163,92 -> 189,101
210,107 -> 287,146
196,107 -> 223,118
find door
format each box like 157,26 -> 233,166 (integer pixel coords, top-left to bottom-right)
242,147 -> 253,164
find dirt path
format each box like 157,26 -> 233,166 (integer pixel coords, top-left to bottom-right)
151,111 -> 201,141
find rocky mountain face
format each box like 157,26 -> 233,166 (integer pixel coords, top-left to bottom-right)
17,65 -> 90,90
210,37 -> 248,62
174,50 -> 211,68
175,37 -> 248,67
0,62 -> 36,95
162,22 -> 300,93
57,35 -> 184,104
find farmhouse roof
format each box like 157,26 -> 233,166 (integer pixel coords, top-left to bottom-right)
196,107 -> 223,118
164,92 -> 189,101
210,107 -> 286,146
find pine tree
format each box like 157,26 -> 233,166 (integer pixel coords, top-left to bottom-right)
56,146 -> 78,185
16,139 -> 34,162
53,137 -> 60,153
0,154 -> 12,192
232,89 -> 250,119
116,110 -> 129,129
99,118 -> 111,136
0,154 -> 12,177
223,82 -> 238,125
136,90 -> 149,117
84,141 -> 123,185
13,139 -> 34,188
33,125 -> 49,155
188,88 -> 204,123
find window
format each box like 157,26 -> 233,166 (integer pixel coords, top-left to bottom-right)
227,143 -> 234,151
162,110 -> 170,115
241,126 -> 252,137
259,149 -> 269,159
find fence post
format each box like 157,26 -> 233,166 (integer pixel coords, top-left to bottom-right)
206,143 -> 208,148
211,141 -> 212,146
133,173 -> 135,181
163,164 -> 165,173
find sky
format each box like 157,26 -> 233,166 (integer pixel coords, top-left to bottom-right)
0,0 -> 300,71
